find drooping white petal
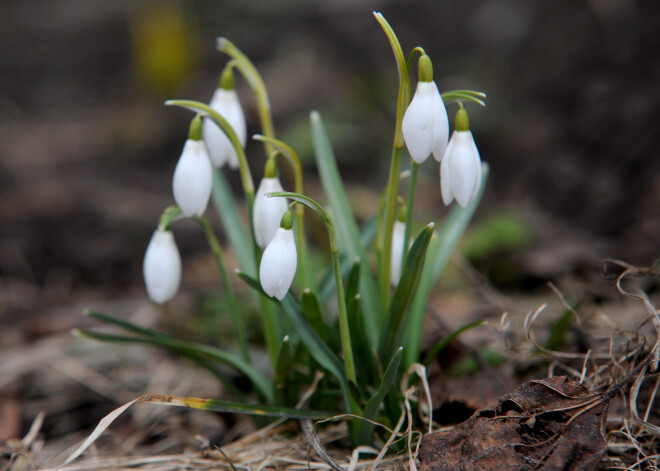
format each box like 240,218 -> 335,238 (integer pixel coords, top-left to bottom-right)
259,228 -> 297,300
202,88 -> 247,169
431,82 -> 449,162
390,220 -> 406,287
441,131 -> 482,208
440,152 -> 453,205
253,178 -> 288,248
143,229 -> 182,304
172,139 -> 213,217
402,82 -> 437,163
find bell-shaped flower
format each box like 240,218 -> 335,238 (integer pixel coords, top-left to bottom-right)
440,129 -> 482,208
253,159 -> 288,248
402,55 -> 449,163
172,116 -> 213,217
143,228 -> 182,304
203,71 -> 247,169
390,219 -> 406,287
259,212 -> 297,301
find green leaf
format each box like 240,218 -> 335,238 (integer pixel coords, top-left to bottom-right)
310,111 -> 381,347
182,395 -> 332,419
405,164 -> 489,368
358,347 -> 403,446
379,224 -> 434,364
273,336 -> 295,406
302,289 -> 328,342
422,320 -> 488,367
211,168 -> 255,276
74,327 -> 273,403
236,271 -> 346,389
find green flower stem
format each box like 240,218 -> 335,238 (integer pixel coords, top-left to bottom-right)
253,135 -> 311,291
197,216 -> 250,364
216,38 -> 276,157
379,146 -> 402,309
374,12 -> 411,309
269,191 -> 357,386
403,161 -> 419,261
158,206 -> 183,230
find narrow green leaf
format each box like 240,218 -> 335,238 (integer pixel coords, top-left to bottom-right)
211,168 -> 255,275
310,111 -> 381,347
182,395 -> 332,419
379,224 -> 434,363
273,336 -> 295,406
405,164 -> 489,368
422,320 -> 487,367
236,272 -> 345,388
74,328 -> 273,403
302,289 -> 328,342
345,258 -> 361,304
358,347 -> 403,445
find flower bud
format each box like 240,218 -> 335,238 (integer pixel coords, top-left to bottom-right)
143,228 -> 182,304
259,215 -> 297,300
172,137 -> 213,217
202,87 -> 246,169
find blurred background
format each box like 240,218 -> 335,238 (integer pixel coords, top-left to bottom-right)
0,0 -> 659,454
1,0 -> 659,329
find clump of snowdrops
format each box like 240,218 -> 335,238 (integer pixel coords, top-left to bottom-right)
82,13 -> 488,447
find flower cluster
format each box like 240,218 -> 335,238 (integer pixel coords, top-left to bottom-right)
402,54 -> 482,209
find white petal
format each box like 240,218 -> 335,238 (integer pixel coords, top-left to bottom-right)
431,82 -> 449,162
440,134 -> 456,205
440,150 -> 454,206
402,82 -> 436,163
253,178 -> 288,248
203,88 -> 246,169
143,229 -> 182,304
172,139 -> 213,217
390,220 -> 406,287
448,131 -> 481,208
259,228 -> 297,300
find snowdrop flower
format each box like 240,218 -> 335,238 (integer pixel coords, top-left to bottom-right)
402,54 -> 449,163
172,115 -> 213,217
143,228 -> 182,304
440,108 -> 482,208
203,68 -> 247,169
390,219 -> 406,287
259,211 -> 297,300
253,158 -> 288,248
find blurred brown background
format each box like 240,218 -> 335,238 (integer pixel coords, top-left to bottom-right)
1,0 -> 659,325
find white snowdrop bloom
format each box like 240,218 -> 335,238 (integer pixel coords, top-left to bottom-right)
260,223 -> 297,301
253,177 -> 288,248
172,139 -> 213,217
440,130 -> 482,208
143,228 -> 182,304
203,87 -> 247,169
403,81 -> 449,164
390,220 -> 406,287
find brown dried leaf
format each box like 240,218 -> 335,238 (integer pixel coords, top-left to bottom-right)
419,376 -> 608,471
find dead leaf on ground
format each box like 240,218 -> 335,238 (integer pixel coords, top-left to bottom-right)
419,376 -> 608,471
